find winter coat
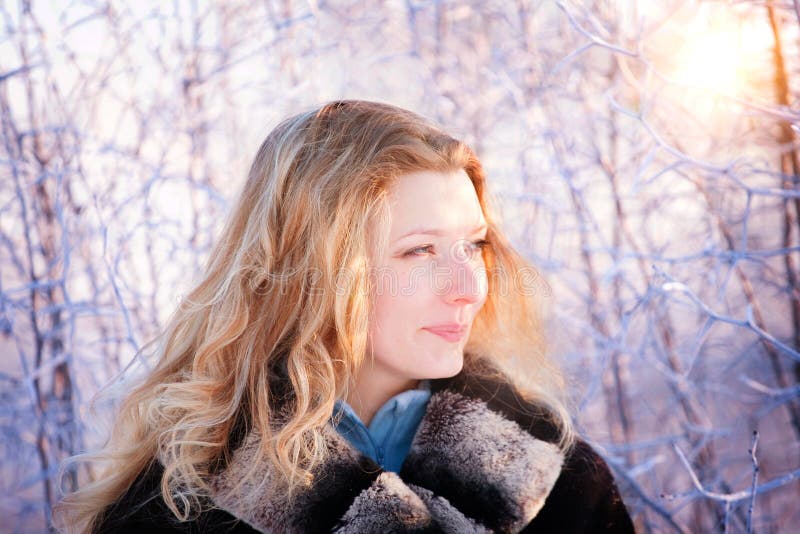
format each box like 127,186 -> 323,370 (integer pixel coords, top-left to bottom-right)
96,361 -> 635,533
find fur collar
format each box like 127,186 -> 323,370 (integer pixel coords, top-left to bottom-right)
208,364 -> 565,533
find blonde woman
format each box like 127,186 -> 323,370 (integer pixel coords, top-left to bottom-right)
55,101 -> 634,533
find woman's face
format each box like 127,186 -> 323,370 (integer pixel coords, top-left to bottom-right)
365,169 -> 489,392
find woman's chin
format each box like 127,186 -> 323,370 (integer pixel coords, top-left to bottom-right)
422,350 -> 464,379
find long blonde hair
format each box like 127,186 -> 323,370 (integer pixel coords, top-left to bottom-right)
54,100 -> 572,533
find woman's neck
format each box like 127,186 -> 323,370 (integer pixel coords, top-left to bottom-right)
346,365 -> 418,426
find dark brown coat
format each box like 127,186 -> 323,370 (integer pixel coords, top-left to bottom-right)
96,363 -> 634,533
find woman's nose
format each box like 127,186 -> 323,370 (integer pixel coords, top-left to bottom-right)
440,253 -> 487,305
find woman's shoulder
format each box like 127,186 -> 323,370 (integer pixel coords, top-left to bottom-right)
433,360 -> 635,532
526,438 -> 635,533
94,460 -> 256,534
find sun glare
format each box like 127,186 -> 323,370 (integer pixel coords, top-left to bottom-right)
663,5 -> 774,97
674,31 -> 744,92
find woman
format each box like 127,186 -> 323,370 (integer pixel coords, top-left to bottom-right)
55,100 -> 634,533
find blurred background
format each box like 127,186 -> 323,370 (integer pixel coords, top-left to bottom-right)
2,0 -> 799,532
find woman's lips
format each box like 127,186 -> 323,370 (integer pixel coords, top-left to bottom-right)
422,324 -> 467,342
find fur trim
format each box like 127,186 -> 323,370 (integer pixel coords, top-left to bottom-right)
209,378 -> 566,533
401,391 -> 564,532
210,426 -> 379,532
408,484 -> 492,533
333,472 -> 431,532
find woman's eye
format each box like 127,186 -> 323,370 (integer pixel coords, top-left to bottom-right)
402,240 -> 488,259
403,245 -> 434,257
464,239 -> 490,257
471,239 -> 490,252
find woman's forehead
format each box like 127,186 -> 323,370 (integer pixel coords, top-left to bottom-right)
386,170 -> 485,238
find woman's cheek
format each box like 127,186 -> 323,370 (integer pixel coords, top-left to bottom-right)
479,270 -> 489,304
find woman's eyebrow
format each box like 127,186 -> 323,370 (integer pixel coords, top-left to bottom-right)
393,223 -> 487,242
